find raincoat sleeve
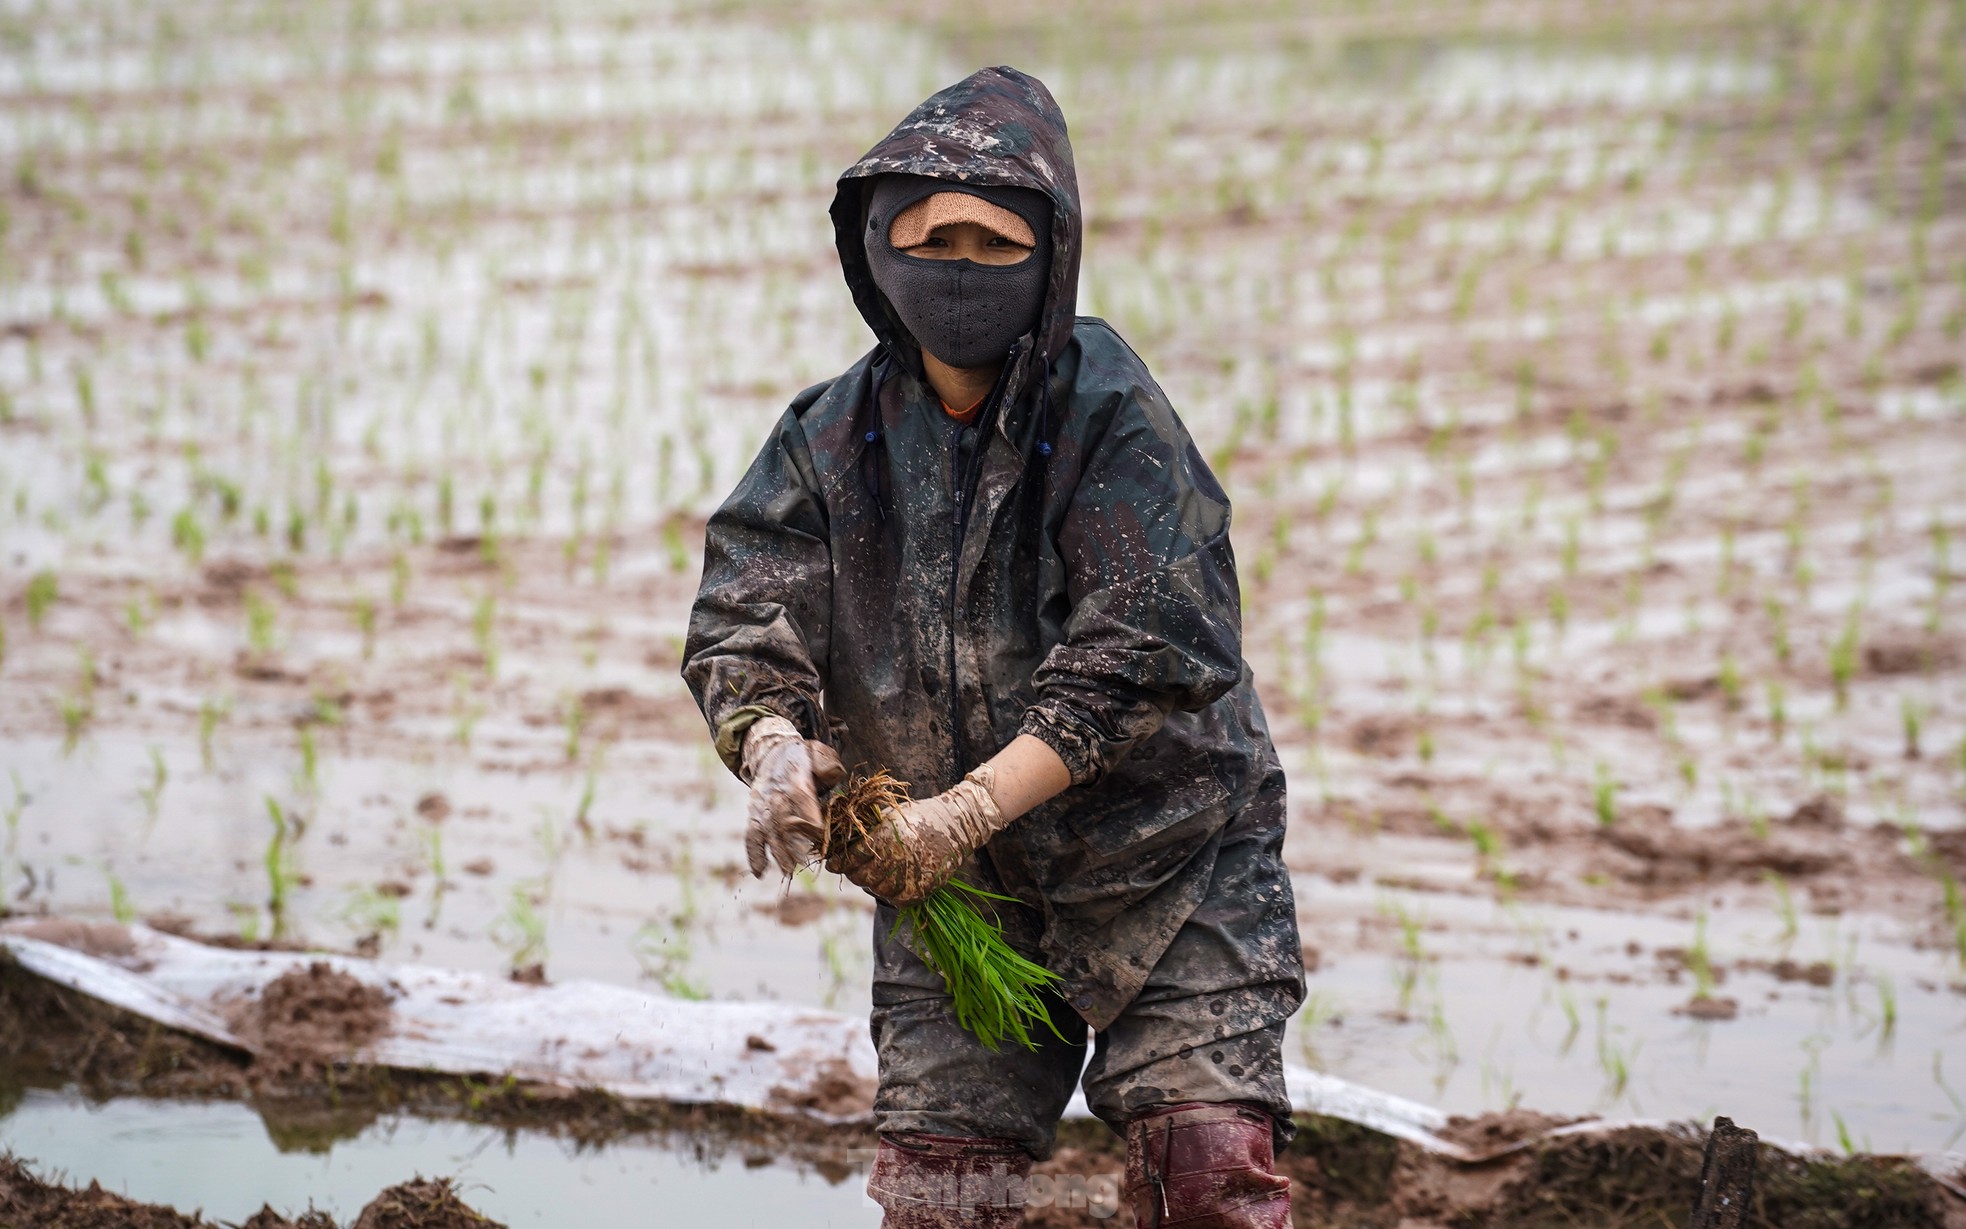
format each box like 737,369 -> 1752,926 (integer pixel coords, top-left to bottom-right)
683,388 -> 833,776
1017,383 -> 1243,787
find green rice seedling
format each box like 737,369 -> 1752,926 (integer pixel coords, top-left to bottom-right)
341,885 -> 402,941
1832,1110 -> 1858,1155
630,917 -> 707,1000
1717,651 -> 1743,710
498,883 -> 550,974
591,534 -> 612,585
24,570 -> 55,630
1594,998 -> 1635,1100
102,863 -> 136,924
1767,871 -> 1799,943
124,589 -> 150,636
296,725 -> 318,792
138,747 -> 167,822
1765,679 -> 1788,743
263,795 -> 296,938
1765,598 -> 1791,666
1592,763 -> 1617,827
245,588 -> 277,654
825,771 -> 1064,1051
561,694 -> 585,763
472,591 -> 498,677
59,647 -> 96,753
1941,872 -> 1966,966
1875,972 -> 1897,1041
422,818 -> 446,883
1900,696 -> 1923,759
171,508 -> 206,563
3,772 -> 23,854
453,692 -> 485,749
572,763 -> 599,837
353,596 -> 376,658
1828,610 -> 1861,710
198,697 -> 228,771
1687,911 -> 1717,1001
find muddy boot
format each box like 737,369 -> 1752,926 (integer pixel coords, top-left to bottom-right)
1123,1102 -> 1291,1228
866,1132 -> 1033,1227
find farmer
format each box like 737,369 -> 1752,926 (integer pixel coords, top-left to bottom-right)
684,67 -> 1304,1228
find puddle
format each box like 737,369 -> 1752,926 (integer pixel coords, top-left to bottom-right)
0,1087 -> 878,1226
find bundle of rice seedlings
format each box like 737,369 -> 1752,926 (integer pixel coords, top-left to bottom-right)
824,770 -> 1066,1051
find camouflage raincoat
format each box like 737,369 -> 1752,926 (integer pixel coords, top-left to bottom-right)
683,68 -> 1302,1059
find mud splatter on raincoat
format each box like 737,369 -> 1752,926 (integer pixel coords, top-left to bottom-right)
683,66 -> 1302,1035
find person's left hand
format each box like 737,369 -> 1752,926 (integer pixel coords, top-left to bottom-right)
826,767 -> 1002,905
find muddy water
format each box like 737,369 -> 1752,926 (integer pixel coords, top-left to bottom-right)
2,0 -> 1964,1198
0,1087 -> 879,1226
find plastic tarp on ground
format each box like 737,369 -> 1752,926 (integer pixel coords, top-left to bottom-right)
10,916 -> 1956,1184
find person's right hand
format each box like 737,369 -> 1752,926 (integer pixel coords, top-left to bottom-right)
740,716 -> 845,878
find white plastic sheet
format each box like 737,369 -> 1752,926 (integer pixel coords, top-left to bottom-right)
7,916 -> 1907,1175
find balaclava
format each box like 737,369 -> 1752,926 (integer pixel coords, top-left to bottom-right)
862,173 -> 1052,372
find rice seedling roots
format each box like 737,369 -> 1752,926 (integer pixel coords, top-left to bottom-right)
823,772 -> 1065,1050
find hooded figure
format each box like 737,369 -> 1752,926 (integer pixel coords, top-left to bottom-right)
684,67 -> 1303,1228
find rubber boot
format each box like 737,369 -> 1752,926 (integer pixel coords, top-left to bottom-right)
867,1132 -> 1033,1227
1123,1102 -> 1291,1228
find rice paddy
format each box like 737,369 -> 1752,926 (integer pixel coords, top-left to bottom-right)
0,0 -> 1961,1199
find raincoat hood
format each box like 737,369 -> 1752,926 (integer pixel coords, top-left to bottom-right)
832,66 -> 1083,380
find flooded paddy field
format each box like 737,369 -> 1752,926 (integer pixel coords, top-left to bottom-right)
2,0 -> 1964,1221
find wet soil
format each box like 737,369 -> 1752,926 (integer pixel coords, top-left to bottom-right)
1022,1116 -> 1966,1229
0,1153 -> 497,1229
227,963 -> 394,1084
4,960 -> 1963,1226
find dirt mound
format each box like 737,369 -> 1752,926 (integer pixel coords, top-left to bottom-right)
767,1056 -> 874,1118
0,1152 -> 206,1229
0,1154 -> 500,1229
242,1208 -> 337,1228
228,962 -> 392,1081
1474,1124 -> 1961,1229
1019,1118 -> 1966,1228
349,1178 -> 502,1229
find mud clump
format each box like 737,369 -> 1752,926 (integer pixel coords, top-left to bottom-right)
228,962 -> 392,1083
767,1056 -> 874,1118
349,1178 -> 501,1229
1437,1108 -> 1579,1154
759,892 -> 830,926
1586,807 -> 1841,892
0,1152 -> 206,1229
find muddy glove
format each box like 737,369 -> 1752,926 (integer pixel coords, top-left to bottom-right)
740,716 -> 846,879
826,763 -> 1004,906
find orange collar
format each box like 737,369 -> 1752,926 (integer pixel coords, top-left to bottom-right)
942,397 -> 984,426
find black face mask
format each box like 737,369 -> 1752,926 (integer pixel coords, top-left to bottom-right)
862,176 -> 1051,371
